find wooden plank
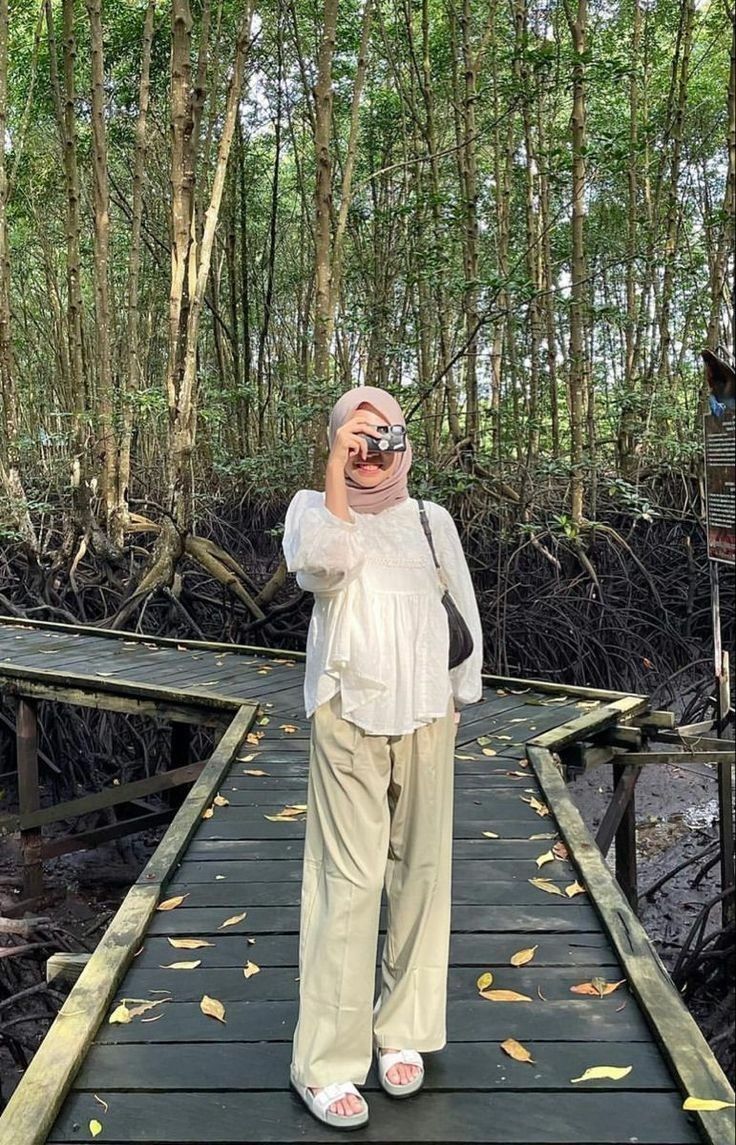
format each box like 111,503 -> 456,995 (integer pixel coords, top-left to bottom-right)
16,695 -> 42,899
0,761 -> 205,833
594,763 -> 643,857
481,671 -> 649,703
136,707 -> 257,886
69,1038 -> 673,1093
165,855 -> 579,884
40,809 -> 174,860
530,697 -> 648,751
192,817 -> 552,841
132,931 -> 621,970
0,882 -> 160,1145
0,615 -> 307,662
48,1089 -> 701,1144
93,996 -> 653,1045
146,903 -> 601,935
615,751 -> 736,766
526,743 -> 735,1145
183,837 -> 563,861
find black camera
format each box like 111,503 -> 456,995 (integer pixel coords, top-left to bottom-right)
360,424 -> 407,453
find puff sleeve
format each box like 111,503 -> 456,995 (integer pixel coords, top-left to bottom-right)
430,503 -> 484,707
282,489 -> 367,594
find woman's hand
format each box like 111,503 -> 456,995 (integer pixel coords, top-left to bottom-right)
328,412 -> 383,469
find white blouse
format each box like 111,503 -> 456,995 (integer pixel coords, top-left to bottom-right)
282,489 -> 484,735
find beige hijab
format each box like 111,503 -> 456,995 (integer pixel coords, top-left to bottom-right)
327,386 -> 413,514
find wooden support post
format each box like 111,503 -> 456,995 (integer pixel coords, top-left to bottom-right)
169,721 -> 192,810
16,696 -> 42,900
613,760 -> 639,914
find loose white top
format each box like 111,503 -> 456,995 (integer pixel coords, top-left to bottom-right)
282,490 -> 484,735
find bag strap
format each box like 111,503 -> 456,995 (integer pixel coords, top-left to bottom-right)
416,499 -> 448,591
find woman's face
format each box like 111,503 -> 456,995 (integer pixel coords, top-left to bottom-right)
344,401 -> 396,487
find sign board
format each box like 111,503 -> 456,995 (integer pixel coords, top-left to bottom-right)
704,409 -> 736,564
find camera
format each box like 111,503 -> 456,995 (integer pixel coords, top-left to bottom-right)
360,424 -> 407,453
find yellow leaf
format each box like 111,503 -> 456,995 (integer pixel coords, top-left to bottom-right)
280,724 -> 299,733
127,999 -> 169,1019
200,994 -> 226,1023
529,832 -> 557,840
213,795 -> 230,807
168,937 -> 214,949
454,753 -> 477,760
510,945 -> 538,967
239,753 -> 256,762
479,988 -> 533,1002
476,971 -> 494,991
571,1065 -> 633,1083
536,850 -> 555,868
528,878 -> 565,897
258,716 -> 270,725
243,769 -> 267,776
565,880 -> 586,897
570,978 -> 626,997
481,747 -> 497,757
158,960 -> 201,970
157,893 -> 189,911
285,803 -> 307,812
682,1097 -> 736,1111
264,813 -> 302,821
245,733 -> 261,746
500,1037 -> 535,1063
202,807 -> 214,819
243,961 -> 261,978
108,1003 -> 131,1024
89,1120 -> 103,1138
218,911 -> 247,929
482,831 -> 499,838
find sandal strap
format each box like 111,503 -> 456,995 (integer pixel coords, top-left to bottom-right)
377,1048 -> 424,1074
312,1080 -> 363,1114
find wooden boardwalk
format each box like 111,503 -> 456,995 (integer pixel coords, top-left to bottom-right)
0,617 -> 733,1144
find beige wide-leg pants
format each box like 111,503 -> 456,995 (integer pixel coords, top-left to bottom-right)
290,691 -> 456,1088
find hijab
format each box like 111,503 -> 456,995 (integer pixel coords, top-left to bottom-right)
327,386 -> 413,514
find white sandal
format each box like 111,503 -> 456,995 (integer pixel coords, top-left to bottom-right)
290,1067 -> 369,1129
374,1045 -> 425,1098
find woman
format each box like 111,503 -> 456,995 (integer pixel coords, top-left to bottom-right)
282,386 -> 483,1129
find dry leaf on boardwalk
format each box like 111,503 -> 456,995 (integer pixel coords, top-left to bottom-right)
202,807 -> 214,819
535,850 -> 555,868
213,794 -> 230,807
157,893 -> 189,911
243,769 -> 268,776
529,832 -> 557,840
168,937 -> 214,949
552,841 -> 569,860
476,971 -> 494,991
571,1065 -> 632,1083
89,1120 -> 103,1138
501,1037 -> 535,1063
479,988 -> 533,1002
243,961 -> 261,978
481,831 -> 499,838
218,911 -> 247,929
565,881 -> 586,897
510,945 -> 538,967
158,961 -> 201,970
528,878 -> 565,897
570,977 -> 626,997
481,748 -> 497,757
520,795 -> 550,817
200,994 -> 226,1023
280,724 -> 299,733
682,1097 -> 735,1111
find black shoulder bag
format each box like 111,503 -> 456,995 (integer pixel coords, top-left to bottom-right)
417,499 -> 474,670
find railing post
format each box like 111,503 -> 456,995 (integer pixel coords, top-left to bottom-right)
168,720 -> 192,809
17,696 -> 43,899
613,760 -> 638,913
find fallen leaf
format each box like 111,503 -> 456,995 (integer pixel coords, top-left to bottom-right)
200,994 -> 226,1023
168,937 -> 214,949
476,971 -> 494,991
565,881 -> 586,897
455,753 -> 477,760
243,961 -> 261,978
157,894 -> 189,911
215,875 -> 226,880
93,1096 -> 108,1113
213,794 -> 230,807
552,841 -> 569,860
480,988 -> 533,1002
158,960 -> 201,970
202,806 -> 214,819
481,747 -> 497,757
570,978 -> 626,997
245,733 -> 261,746
243,769 -> 268,776
238,753 -> 256,763
218,911 -> 247,929
536,850 -> 555,868
482,831 -> 499,838
127,999 -> 170,1019
682,1097 -> 735,1111
529,832 -> 557,840
501,1037 -> 535,1063
89,1120 -> 103,1138
510,945 -> 538,967
108,1003 -> 131,1024
571,1065 -> 633,1083
280,724 -> 299,733
258,716 -> 270,725
528,878 -> 565,897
